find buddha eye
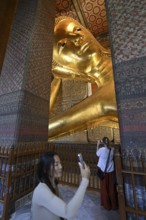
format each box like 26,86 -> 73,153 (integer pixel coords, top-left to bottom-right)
73,27 -> 81,33
76,28 -> 81,31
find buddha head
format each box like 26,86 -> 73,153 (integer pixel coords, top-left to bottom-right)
53,16 -> 111,75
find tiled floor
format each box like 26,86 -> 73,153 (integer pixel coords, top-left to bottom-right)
59,184 -> 120,220
10,184 -> 120,220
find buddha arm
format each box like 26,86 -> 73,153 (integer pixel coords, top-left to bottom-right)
48,81 -> 118,140
52,66 -> 95,83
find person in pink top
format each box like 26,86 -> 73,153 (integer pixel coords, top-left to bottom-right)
96,137 -> 118,210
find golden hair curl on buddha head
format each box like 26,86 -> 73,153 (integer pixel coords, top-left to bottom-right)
49,16 -> 118,140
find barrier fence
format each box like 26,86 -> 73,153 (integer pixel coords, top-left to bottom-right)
0,143 -> 146,220
114,147 -> 146,220
0,144 -> 48,220
0,143 -> 99,220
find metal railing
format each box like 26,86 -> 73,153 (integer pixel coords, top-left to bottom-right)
115,146 -> 146,220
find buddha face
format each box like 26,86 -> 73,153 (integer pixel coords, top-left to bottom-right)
53,17 -> 102,72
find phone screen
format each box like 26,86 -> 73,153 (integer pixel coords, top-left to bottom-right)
78,153 -> 85,168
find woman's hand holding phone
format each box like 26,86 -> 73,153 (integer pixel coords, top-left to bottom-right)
78,153 -> 85,168
78,153 -> 90,180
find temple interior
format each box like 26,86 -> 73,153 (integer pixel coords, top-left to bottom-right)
0,0 -> 146,220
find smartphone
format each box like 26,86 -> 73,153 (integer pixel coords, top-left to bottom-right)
78,153 -> 85,169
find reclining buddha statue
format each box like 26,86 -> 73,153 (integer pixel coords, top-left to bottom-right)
48,16 -> 118,140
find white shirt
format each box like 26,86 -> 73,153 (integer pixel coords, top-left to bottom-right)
31,178 -> 89,220
96,146 -> 114,172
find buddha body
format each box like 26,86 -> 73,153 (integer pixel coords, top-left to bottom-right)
49,16 -> 118,140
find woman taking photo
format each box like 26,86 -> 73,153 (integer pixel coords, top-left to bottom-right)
96,137 -> 118,210
31,151 -> 90,220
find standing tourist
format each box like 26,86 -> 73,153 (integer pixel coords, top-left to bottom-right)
96,137 -> 118,210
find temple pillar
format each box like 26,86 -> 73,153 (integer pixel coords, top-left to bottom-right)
106,0 -> 146,218
106,0 -> 146,150
0,0 -> 55,145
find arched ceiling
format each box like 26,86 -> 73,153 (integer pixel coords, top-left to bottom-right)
55,0 -> 109,42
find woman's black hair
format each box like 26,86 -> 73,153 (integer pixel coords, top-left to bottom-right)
102,137 -> 110,146
37,151 -> 58,194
